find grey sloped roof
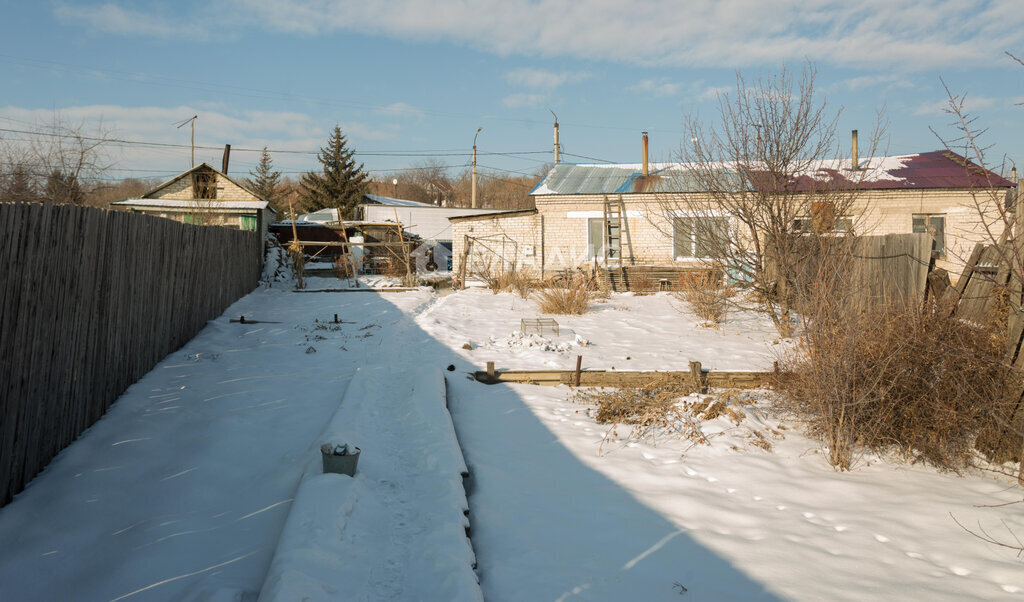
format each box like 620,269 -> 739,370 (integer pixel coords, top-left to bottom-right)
531,151 -> 1015,196
529,163 -> 739,195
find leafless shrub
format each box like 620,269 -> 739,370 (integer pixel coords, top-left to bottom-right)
676,271 -> 730,326
535,277 -> 595,314
775,299 -> 1019,471
511,269 -> 539,298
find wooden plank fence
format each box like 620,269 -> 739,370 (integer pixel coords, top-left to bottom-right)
0,203 -> 262,506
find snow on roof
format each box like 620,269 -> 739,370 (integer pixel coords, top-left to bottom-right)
531,151 -> 1014,195
113,198 -> 269,210
362,194 -> 437,208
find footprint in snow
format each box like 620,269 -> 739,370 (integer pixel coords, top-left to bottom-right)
873,534 -> 890,543
949,566 -> 971,577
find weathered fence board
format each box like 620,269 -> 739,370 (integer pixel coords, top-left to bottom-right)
0,203 -> 262,506
474,368 -> 771,389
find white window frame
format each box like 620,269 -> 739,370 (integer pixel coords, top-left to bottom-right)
673,215 -> 730,261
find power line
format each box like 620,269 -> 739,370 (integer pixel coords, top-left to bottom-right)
0,53 -> 682,135
0,125 -> 554,159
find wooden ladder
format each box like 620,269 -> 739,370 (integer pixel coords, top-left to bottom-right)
603,195 -> 634,289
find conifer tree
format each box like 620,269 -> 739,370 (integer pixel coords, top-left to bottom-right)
247,147 -> 281,203
1,164 -> 37,203
300,126 -> 368,217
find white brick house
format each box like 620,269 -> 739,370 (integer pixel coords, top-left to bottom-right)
450,150 -> 1015,283
112,163 -> 276,238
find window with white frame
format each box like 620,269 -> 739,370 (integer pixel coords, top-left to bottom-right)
673,216 -> 729,259
588,217 -> 622,259
587,217 -> 604,259
912,214 -> 945,256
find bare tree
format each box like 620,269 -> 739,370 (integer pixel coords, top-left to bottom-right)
652,62 -> 885,336
0,114 -> 113,205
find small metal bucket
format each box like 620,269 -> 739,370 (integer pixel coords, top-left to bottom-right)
321,443 -> 361,476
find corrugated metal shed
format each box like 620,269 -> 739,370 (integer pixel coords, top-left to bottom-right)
531,150 -> 1014,196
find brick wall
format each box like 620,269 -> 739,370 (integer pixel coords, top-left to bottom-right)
451,188 -> 1004,280
451,212 -> 541,278
151,171 -> 259,203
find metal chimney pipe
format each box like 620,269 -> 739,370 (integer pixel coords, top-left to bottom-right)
851,130 -> 858,170
553,120 -> 560,163
221,144 -> 231,174
642,131 -> 649,176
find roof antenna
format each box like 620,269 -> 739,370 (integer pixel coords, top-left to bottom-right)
174,115 -> 198,168
550,109 -> 560,163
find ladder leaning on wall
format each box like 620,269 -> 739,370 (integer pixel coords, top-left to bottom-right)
602,195 -> 634,286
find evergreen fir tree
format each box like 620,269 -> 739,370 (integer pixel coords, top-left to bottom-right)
1,164 -> 38,203
300,126 -> 368,217
247,147 -> 281,203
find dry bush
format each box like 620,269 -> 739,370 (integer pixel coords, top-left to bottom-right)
333,254 -> 354,279
575,379 -> 704,448
535,277 -> 595,314
574,380 -> 775,452
511,269 -> 539,298
629,272 -> 655,295
586,379 -> 697,426
676,271 -> 730,326
775,300 -> 1020,471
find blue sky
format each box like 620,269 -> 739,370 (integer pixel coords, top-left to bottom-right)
2,0 -> 1023,184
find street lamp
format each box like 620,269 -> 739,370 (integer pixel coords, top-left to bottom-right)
472,127 -> 482,208
392,178 -> 398,198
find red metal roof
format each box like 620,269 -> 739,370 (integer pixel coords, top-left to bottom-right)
788,150 -> 1014,191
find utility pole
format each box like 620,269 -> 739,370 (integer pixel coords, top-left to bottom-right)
175,115 -> 198,167
550,110 -> 560,163
472,126 -> 482,209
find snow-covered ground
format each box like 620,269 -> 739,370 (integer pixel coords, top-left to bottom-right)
0,281 -> 1022,601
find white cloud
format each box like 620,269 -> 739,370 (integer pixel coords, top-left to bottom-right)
0,105 -> 390,176
628,78 -> 684,98
503,68 -> 590,89
913,95 -> 1001,116
698,85 -> 732,101
52,0 -> 1021,70
53,3 -> 210,39
372,102 -> 425,119
501,93 -> 546,108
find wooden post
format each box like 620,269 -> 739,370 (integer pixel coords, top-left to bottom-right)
458,235 -> 471,290
337,224 -> 360,288
486,361 -> 495,378
393,208 -> 412,281
574,355 -> 582,387
689,360 -> 705,394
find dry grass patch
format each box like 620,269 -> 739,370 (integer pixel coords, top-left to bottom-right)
573,380 -> 779,453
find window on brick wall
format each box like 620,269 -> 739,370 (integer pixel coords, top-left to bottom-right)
673,216 -> 729,259
192,170 -> 217,200
587,217 -> 605,259
912,214 -> 945,256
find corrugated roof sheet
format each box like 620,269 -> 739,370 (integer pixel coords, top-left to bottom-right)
362,193 -> 437,208
531,150 -> 1014,196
